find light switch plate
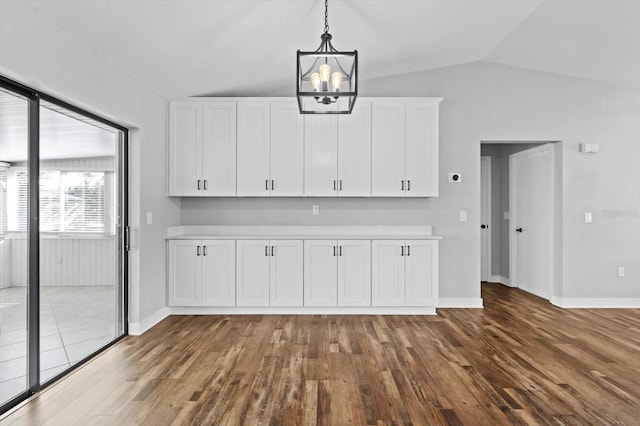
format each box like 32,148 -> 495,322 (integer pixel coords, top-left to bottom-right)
459,210 -> 468,222
585,212 -> 592,223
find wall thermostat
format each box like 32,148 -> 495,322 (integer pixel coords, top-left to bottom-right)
449,173 -> 461,183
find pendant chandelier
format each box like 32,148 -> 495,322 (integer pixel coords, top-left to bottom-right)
296,0 -> 358,114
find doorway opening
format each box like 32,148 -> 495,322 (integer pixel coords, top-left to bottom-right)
480,141 -> 562,302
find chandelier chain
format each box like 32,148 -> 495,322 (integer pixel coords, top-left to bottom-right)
324,0 -> 329,34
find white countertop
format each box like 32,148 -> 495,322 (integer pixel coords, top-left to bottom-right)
166,226 -> 442,240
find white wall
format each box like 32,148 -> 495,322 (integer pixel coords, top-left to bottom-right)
0,1 -> 180,329
184,61 -> 640,303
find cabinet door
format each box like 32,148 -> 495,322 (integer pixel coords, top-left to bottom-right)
169,102 -> 202,196
338,102 -> 371,196
337,240 -> 371,306
237,102 -> 271,196
270,240 -> 303,306
405,240 -> 438,306
271,102 -> 303,196
406,102 -> 438,197
304,115 -> 338,196
304,240 -> 338,306
371,240 -> 405,306
372,102 -> 406,197
168,240 -> 201,306
202,103 -> 236,196
236,240 -> 270,306
201,240 -> 236,306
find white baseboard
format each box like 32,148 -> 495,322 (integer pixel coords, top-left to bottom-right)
489,275 -> 512,286
438,298 -> 484,308
551,297 -> 640,308
128,306 -> 171,335
170,306 -> 437,315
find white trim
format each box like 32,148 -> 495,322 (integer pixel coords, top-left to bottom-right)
489,275 -> 512,286
438,298 -> 484,308
480,156 -> 491,282
170,306 -> 437,315
128,306 -> 170,335
551,297 -> 640,309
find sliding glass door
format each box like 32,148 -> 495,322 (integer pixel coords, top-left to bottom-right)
0,77 -> 127,412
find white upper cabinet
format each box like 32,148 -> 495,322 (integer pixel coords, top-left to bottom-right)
270,102 -> 304,196
237,102 -> 271,196
202,103 -> 237,196
304,114 -> 338,196
305,102 -> 372,197
338,102 -> 372,196
406,102 -> 439,197
170,97 -> 440,198
372,100 -> 441,197
169,101 -> 236,196
169,101 -> 202,196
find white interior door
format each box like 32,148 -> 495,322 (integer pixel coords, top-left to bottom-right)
510,144 -> 553,300
480,156 -> 491,282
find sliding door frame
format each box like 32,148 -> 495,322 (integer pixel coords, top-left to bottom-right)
0,74 -> 129,415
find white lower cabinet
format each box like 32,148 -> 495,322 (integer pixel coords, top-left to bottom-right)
304,240 -> 371,306
236,240 -> 303,307
372,239 -> 438,306
168,240 -> 235,307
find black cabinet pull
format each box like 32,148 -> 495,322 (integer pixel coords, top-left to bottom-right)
401,180 -> 405,191
265,180 -> 269,190
271,180 -> 275,191
333,180 -> 337,191
401,245 -> 404,256
196,246 -> 201,256
271,245 -> 275,256
339,180 -> 343,191
203,246 -> 207,256
339,246 -> 342,256
265,245 -> 269,256
407,180 -> 410,191
333,245 -> 336,256
407,246 -> 410,256
197,179 -> 201,190
203,180 -> 208,190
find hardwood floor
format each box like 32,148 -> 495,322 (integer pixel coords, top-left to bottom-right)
2,283 -> 639,425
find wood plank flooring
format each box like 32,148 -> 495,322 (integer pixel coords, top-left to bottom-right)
2,283 -> 640,425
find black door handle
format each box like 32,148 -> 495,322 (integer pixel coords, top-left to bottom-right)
481,224 -> 487,229
516,227 -> 523,233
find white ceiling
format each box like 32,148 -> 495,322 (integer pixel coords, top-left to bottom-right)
16,0 -> 640,98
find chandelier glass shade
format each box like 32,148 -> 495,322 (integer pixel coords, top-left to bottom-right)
296,0 -> 357,114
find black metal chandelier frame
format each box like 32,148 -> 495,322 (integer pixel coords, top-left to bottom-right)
296,0 -> 358,114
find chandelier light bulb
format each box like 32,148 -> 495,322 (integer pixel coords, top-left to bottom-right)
319,64 -> 331,82
310,73 -> 321,91
331,72 -> 342,91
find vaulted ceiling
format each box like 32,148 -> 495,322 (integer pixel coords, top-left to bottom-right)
17,0 -> 640,98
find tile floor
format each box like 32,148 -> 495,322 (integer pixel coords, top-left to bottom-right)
0,286 -> 120,406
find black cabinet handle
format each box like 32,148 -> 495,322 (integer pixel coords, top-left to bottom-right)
197,179 -> 201,190
339,246 -> 342,256
481,224 -> 487,229
401,245 -> 404,256
203,246 -> 207,256
203,180 -> 208,190
271,180 -> 275,191
265,180 -> 269,191
265,245 -> 269,256
516,227 -> 523,233
407,246 -> 410,256
333,246 -> 336,256
401,180 -> 405,191
407,180 -> 411,191
196,245 -> 201,256
339,180 -> 343,191
333,180 -> 337,191
271,245 -> 275,256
